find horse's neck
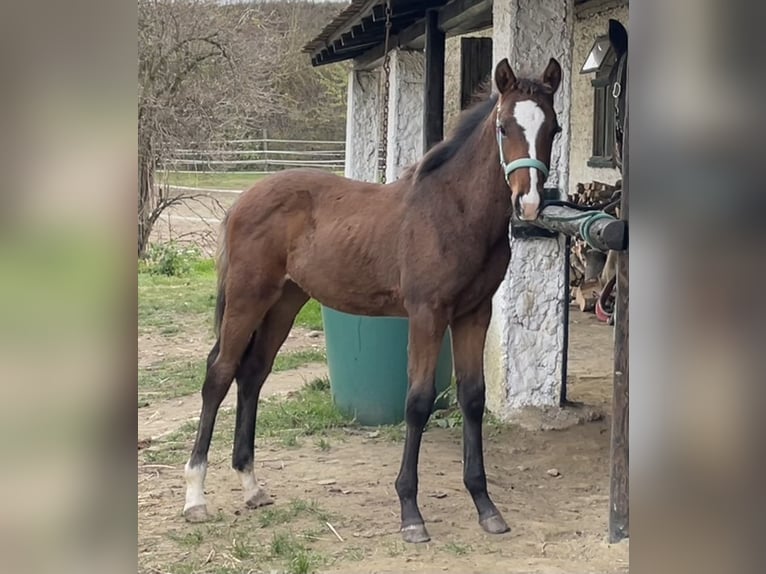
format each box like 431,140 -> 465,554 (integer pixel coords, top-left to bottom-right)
444,123 -> 511,241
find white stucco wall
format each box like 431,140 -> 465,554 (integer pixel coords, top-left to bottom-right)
568,1 -> 628,194
485,0 -> 574,418
344,67 -> 380,182
385,49 -> 425,182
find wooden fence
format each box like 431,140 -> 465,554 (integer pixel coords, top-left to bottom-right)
164,137 -> 345,174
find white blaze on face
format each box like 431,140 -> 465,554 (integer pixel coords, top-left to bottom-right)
513,100 -> 546,220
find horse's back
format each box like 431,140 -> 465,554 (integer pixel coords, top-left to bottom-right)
224,168 -> 407,315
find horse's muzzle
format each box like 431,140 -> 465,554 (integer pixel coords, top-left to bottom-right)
513,190 -> 541,221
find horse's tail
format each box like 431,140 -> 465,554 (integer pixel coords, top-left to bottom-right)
213,211 -> 230,338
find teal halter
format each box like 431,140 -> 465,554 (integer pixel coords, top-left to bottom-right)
496,109 -> 550,184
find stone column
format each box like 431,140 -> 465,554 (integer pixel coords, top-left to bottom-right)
385,49 -> 425,182
484,0 -> 574,419
344,66 -> 380,182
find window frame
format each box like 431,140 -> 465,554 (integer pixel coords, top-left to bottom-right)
587,40 -> 618,169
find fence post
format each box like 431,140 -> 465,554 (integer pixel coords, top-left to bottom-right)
262,128 -> 269,172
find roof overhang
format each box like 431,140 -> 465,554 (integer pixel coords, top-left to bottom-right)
303,0 -> 492,68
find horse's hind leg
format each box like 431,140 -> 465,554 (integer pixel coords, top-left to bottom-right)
232,282 -> 309,509
395,305 -> 448,543
451,299 -> 509,535
183,279 -> 283,523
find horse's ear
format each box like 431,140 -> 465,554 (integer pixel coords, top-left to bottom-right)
541,58 -> 562,94
608,19 -> 628,57
494,58 -> 516,95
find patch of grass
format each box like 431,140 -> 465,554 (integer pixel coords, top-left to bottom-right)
270,531 -> 298,557
165,564 -> 197,574
385,540 -> 406,557
140,242 -> 205,277
257,498 -> 331,528
138,260 -> 217,334
443,541 -> 472,556
315,437 -> 331,451
280,431 -> 301,448
139,340 -> 324,406
166,529 -> 204,548
268,531 -> 323,574
273,348 -> 326,372
140,415 -> 211,466
142,441 -> 188,466
161,170 -> 269,191
341,546 -> 366,562
294,299 -> 323,331
231,537 -> 253,560
139,358 -> 205,401
376,423 -> 406,442
289,549 -> 315,574
141,378 -> 346,467
257,378 -> 351,437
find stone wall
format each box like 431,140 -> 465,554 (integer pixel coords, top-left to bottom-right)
385,50 -> 425,181
485,0 -> 573,419
344,68 -> 381,182
569,0 -> 628,193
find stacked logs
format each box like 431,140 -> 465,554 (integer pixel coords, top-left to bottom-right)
569,180 -> 622,314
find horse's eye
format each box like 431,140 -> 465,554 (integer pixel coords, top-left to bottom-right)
499,125 -> 507,137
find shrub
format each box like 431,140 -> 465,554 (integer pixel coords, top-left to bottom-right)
140,242 -> 202,277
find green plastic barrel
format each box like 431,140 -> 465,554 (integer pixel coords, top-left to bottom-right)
321,306 -> 453,426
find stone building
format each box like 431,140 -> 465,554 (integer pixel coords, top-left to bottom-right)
305,0 -> 628,425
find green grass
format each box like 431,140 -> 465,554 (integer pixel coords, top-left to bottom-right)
257,377 -> 351,437
138,254 -> 323,336
269,531 -> 324,574
231,537 -> 253,560
273,348 -> 326,371
166,529 -> 204,548
138,260 -> 217,334
139,347 -> 327,403
140,378 -> 352,465
443,542 -> 473,556
257,498 -> 331,528
139,358 -> 206,401
293,298 -> 323,331
160,171 -> 270,191
160,170 -> 343,192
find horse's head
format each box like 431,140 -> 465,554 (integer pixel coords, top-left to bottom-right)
494,57 -> 562,221
608,19 -> 628,171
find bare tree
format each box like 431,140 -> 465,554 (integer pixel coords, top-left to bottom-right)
138,0 -> 282,257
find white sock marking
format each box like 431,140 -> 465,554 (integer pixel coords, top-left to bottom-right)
184,460 -> 207,511
513,100 -> 545,219
238,467 -> 261,502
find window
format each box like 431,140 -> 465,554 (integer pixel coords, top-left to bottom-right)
586,38 -> 617,168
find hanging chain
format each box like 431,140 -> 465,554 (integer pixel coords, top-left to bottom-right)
379,0 -> 392,183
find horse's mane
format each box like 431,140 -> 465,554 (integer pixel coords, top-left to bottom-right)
413,77 -> 550,182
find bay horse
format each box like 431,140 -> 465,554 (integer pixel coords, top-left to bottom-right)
183,57 -> 563,543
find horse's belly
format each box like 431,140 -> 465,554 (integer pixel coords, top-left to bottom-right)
286,235 -> 404,317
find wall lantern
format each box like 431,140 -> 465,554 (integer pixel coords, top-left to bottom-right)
580,35 -> 612,74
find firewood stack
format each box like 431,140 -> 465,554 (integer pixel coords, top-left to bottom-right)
568,180 -> 622,313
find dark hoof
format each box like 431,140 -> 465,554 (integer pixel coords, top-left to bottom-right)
479,513 -> 510,535
245,487 -> 274,509
401,523 -> 431,544
183,504 -> 210,523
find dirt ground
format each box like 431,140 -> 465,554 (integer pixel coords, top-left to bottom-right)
138,306 -> 628,574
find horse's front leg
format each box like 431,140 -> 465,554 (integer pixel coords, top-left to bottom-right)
451,299 -> 510,534
395,305 -> 447,544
